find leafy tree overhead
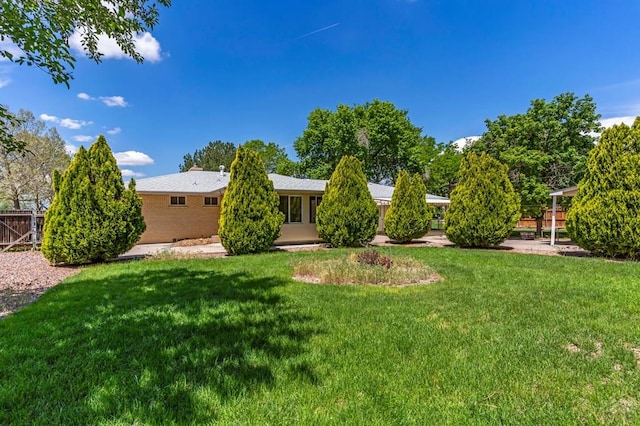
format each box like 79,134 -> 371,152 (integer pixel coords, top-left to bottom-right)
179,141 -> 237,172
425,143 -> 463,197
445,153 -> 520,248
218,146 -> 284,255
468,92 -> 601,235
41,136 -> 145,264
316,156 -> 379,247
294,99 -> 437,183
384,170 -> 434,243
0,109 -> 71,210
0,0 -> 171,153
242,139 -> 296,174
566,119 -> 640,258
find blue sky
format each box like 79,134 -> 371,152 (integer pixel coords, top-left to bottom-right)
2,0 -> 640,178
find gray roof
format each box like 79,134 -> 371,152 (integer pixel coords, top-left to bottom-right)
136,171 -> 230,194
136,170 -> 449,204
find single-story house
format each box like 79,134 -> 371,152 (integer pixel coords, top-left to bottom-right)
134,168 -> 450,244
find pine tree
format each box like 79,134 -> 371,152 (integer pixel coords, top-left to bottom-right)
566,118 -> 640,258
316,156 -> 379,247
218,146 -> 284,255
445,152 -> 520,248
384,171 -> 434,243
41,136 -> 146,264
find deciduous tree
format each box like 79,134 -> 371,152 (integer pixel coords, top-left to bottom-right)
0,109 -> 70,210
566,119 -> 640,258
468,92 -> 601,235
316,156 -> 379,247
0,0 -> 171,152
445,153 -> 520,248
179,141 -> 237,172
242,139 -> 295,174
294,100 -> 437,183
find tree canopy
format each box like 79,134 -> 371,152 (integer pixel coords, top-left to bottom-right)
425,143 -> 463,197
467,92 -> 601,233
0,109 -> 71,210
294,99 -> 437,183
242,140 -> 296,174
179,141 -> 237,172
0,0 -> 171,153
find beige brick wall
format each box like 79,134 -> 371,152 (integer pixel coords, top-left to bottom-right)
138,193 -> 221,244
138,191 -> 326,245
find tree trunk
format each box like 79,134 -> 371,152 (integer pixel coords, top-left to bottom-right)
536,216 -> 543,238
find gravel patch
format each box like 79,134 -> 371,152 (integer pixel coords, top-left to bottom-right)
0,251 -> 81,319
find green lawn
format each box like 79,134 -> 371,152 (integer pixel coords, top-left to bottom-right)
1,248 -> 640,424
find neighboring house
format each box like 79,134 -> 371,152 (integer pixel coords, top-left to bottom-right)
135,168 -> 450,244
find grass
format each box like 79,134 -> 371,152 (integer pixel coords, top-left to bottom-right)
1,247 -> 640,424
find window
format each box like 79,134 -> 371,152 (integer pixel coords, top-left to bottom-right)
310,196 -> 322,223
278,195 -> 303,223
279,196 -> 289,223
204,196 -> 218,206
170,196 -> 186,206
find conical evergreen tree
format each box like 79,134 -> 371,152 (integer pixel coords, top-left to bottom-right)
384,171 -> 434,243
41,136 -> 146,264
218,146 -> 284,255
566,118 -> 640,257
445,152 -> 520,247
316,155 -> 379,247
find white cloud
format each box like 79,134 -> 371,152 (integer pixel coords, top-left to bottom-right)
120,169 -> 145,178
69,30 -> 162,62
100,96 -> 128,107
40,113 -> 58,122
452,136 -> 481,152
600,116 -> 637,128
0,40 -> 22,61
0,78 -> 10,88
113,151 -> 154,166
65,143 -> 79,155
73,135 -> 95,142
60,118 -> 92,130
107,127 -> 121,135
40,114 -> 91,129
77,92 -> 94,100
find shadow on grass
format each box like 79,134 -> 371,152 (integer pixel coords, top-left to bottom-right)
0,263 -> 320,424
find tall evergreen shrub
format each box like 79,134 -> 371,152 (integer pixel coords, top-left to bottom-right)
41,136 -> 146,264
218,146 -> 284,255
316,156 -> 379,247
445,152 -> 520,247
384,170 -> 434,243
566,118 -> 640,258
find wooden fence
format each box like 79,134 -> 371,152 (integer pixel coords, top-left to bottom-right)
0,210 -> 45,251
517,208 -> 567,229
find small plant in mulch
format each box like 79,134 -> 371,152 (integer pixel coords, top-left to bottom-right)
293,250 -> 441,287
356,249 -> 393,269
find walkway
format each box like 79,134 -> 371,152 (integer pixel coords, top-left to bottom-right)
122,234 -> 586,258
